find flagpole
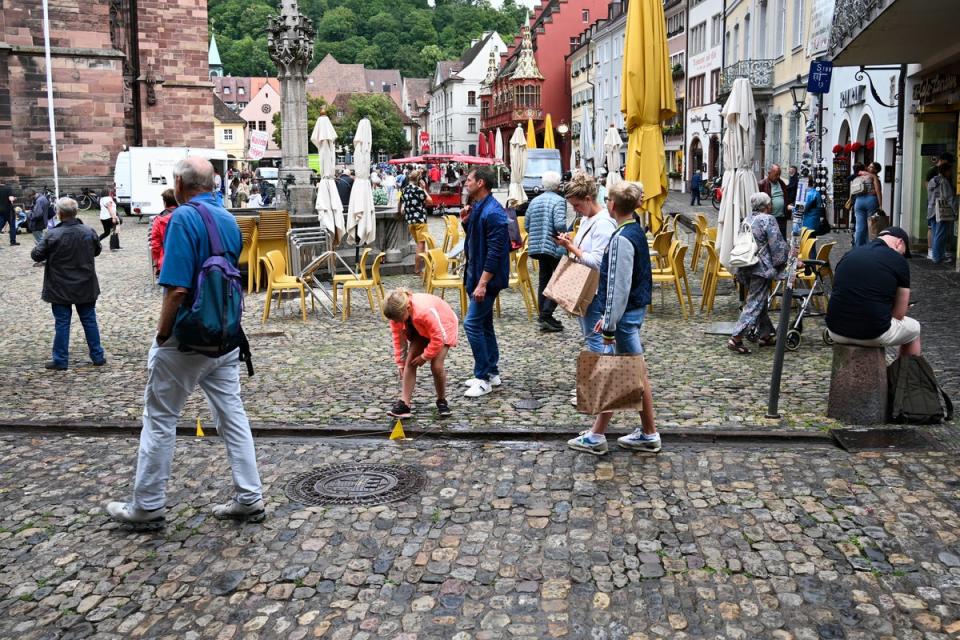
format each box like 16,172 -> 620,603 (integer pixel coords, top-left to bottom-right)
42,0 -> 60,198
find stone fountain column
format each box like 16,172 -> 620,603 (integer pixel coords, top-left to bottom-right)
266,1 -> 315,218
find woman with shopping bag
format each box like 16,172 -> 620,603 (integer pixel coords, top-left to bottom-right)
555,172 -> 617,352
566,181 -> 660,455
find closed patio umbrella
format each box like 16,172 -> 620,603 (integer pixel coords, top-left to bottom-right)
604,125 -> 623,189
495,127 -> 504,163
579,108 -> 593,172
311,113 -> 344,246
508,125 -> 527,205
543,113 -> 556,149
478,132 -> 489,159
717,77 -> 760,268
526,118 -> 537,149
347,118 -> 376,246
620,0 -> 677,219
593,108 -> 606,173
487,131 -> 496,159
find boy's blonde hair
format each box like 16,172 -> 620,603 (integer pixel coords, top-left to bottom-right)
383,288 -> 413,321
607,181 -> 644,215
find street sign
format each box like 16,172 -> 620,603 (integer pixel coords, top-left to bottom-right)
248,131 -> 270,161
419,131 -> 429,143
807,60 -> 833,94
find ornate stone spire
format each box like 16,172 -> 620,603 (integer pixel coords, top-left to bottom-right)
481,49 -> 499,95
511,26 -> 543,81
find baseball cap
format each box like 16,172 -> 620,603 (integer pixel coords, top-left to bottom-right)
878,226 -> 912,259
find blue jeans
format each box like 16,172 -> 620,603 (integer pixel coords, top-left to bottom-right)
579,294 -> 604,353
464,292 -> 500,381
51,302 -> 105,367
853,194 -> 879,247
612,307 -> 646,354
932,217 -> 954,262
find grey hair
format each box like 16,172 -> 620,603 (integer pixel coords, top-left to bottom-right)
55,197 -> 78,217
750,192 -> 771,211
541,171 -> 562,192
173,157 -> 215,192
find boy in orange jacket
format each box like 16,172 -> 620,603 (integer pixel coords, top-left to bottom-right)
384,288 -> 459,418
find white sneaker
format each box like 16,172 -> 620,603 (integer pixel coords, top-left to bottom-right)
463,375 -> 501,388
617,429 -> 662,453
567,431 -> 608,455
212,498 -> 266,522
105,501 -> 166,528
464,380 -> 493,397
928,249 -> 935,260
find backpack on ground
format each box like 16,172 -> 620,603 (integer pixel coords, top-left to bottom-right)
173,202 -> 254,376
727,217 -> 759,269
504,207 -> 523,250
887,355 -> 952,424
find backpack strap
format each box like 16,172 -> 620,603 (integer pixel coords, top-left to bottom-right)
181,202 -> 225,257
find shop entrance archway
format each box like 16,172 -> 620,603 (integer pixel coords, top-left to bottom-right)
689,137 -> 703,181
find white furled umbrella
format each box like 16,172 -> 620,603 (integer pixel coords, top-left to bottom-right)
508,125 -> 527,205
717,78 -> 760,269
495,127 -> 505,163
312,113 -> 344,246
347,118 -> 376,245
604,125 -> 623,188
593,110 -> 607,173
579,108 -> 593,173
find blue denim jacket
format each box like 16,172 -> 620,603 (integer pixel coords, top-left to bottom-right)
464,193 -> 510,293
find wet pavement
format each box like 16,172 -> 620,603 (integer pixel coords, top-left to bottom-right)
0,194 -> 956,435
1,434 -> 959,639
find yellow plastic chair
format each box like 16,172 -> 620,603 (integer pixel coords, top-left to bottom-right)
236,216 -> 257,293
426,248 -> 467,316
798,241 -> 835,311
342,252 -> 386,320
701,243 -> 734,315
651,230 -> 675,269
331,247 -> 371,313
689,215 -> 708,273
442,215 -> 460,252
261,250 -> 310,323
254,210 -> 291,292
651,243 -> 689,319
494,249 -> 536,320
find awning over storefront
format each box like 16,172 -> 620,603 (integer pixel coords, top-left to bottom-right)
830,0 -> 958,66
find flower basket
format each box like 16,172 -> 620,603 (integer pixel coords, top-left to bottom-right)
832,144 -> 844,154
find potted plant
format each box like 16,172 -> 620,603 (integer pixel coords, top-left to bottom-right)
672,64 -> 684,79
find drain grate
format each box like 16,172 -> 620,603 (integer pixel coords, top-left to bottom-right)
512,398 -> 543,411
832,428 -> 936,452
284,463 -> 427,506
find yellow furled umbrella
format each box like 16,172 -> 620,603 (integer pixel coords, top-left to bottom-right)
543,113 -> 555,149
621,0 -> 676,218
526,118 -> 537,149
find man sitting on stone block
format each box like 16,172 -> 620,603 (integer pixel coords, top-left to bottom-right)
826,226 -> 921,358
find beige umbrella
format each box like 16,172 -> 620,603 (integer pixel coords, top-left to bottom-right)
508,125 -> 527,205
347,118 -> 375,245
603,125 -> 623,188
311,113 -> 344,246
717,78 -> 760,268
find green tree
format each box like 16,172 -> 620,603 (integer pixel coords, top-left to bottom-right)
334,94 -> 408,157
317,7 -> 358,41
219,36 -> 277,77
209,0 -> 274,41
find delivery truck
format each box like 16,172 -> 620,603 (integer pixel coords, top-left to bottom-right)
114,147 -> 228,217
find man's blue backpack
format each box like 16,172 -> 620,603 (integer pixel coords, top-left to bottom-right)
173,202 -> 254,375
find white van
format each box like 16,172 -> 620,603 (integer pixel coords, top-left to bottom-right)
114,147 -> 228,216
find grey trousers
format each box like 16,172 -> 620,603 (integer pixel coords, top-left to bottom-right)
132,337 -> 262,510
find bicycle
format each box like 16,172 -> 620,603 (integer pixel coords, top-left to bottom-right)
75,188 -> 100,211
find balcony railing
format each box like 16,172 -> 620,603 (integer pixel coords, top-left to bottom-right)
720,59 -> 775,96
829,0 -> 886,56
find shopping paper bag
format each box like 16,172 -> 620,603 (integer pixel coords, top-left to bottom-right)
543,256 -> 600,316
868,211 -> 889,240
576,350 -> 646,414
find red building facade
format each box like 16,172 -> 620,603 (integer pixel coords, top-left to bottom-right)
481,0 -> 610,170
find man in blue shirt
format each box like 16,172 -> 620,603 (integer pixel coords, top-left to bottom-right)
107,157 -> 264,528
461,167 -> 510,398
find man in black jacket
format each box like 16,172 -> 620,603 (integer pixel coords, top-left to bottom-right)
30,197 -> 105,370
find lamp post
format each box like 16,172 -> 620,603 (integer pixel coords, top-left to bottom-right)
557,121 -> 569,171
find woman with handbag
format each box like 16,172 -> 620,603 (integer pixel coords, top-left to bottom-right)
566,181 -> 660,456
928,162 -> 956,264
556,172 -> 617,352
727,193 -> 789,354
97,189 -> 119,241
852,162 -> 882,247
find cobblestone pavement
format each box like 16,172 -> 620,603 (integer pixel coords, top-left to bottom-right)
1,434 -> 960,639
1,194 -> 956,433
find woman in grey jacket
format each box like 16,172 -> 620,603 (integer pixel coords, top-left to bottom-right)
524,171 -> 569,331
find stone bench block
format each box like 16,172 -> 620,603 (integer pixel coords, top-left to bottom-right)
827,345 -> 888,425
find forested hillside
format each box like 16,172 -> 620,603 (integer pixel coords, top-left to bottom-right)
209,0 -> 528,78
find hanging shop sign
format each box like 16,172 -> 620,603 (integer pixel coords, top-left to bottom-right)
912,73 -> 960,106
840,85 -> 866,109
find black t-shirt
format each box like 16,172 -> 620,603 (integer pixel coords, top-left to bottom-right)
0,184 -> 12,216
826,239 -> 910,339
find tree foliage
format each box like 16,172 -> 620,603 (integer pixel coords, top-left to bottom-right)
209,0 -> 527,78
272,94 -> 408,157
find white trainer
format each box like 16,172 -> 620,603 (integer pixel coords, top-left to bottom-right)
464,380 -> 493,397
463,375 -> 501,388
105,501 -> 166,528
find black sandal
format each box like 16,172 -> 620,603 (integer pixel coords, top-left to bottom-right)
727,338 -> 751,354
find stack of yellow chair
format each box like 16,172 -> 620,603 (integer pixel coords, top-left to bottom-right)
236,216 -> 257,293
253,210 -> 290,292
700,243 -> 734,315
425,248 -> 467,316
650,242 -> 691,319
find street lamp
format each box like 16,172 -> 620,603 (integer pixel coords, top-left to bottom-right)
699,113 -> 711,135
790,74 -> 808,114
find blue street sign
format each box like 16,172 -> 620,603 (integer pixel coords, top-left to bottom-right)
808,60 -> 833,94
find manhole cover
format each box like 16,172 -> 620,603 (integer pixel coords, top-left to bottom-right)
513,398 -> 542,410
832,428 -> 936,452
284,464 -> 427,506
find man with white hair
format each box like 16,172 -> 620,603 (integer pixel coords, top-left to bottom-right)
107,156 -> 263,529
30,197 -> 106,370
524,170 -> 568,331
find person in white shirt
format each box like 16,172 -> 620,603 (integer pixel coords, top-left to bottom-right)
98,189 -> 119,241
246,186 -> 263,208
